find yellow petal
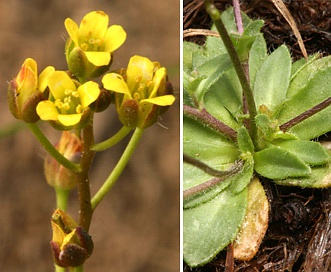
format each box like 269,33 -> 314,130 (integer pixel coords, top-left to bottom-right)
36,101 -> 59,121
77,81 -> 100,108
48,71 -> 76,100
38,66 -> 55,92
78,11 -> 108,41
58,114 -> 82,127
103,25 -> 127,52
85,51 -> 111,66
127,55 -> 154,88
102,73 -> 131,96
62,229 -> 77,248
149,67 -> 166,97
51,221 -> 66,245
64,18 -> 79,45
140,95 -> 175,106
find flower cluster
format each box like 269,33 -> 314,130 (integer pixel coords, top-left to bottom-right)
8,10 -> 175,131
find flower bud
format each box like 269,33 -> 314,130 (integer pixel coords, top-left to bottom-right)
65,45 -> 111,79
102,55 -> 175,129
50,209 -> 93,268
44,132 -> 82,190
89,87 -> 113,113
7,58 -> 54,123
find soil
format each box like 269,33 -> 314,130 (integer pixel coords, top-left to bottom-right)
0,1 -> 179,271
184,0 -> 331,271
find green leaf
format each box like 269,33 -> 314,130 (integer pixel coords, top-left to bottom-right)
277,56 -> 331,139
184,159 -> 253,209
204,67 -> 242,128
231,20 -> 264,61
249,34 -> 267,89
273,139 -> 330,165
183,163 -> 231,209
253,45 -> 291,112
290,53 -> 320,79
254,146 -> 311,179
183,186 -> 248,267
237,126 -> 254,153
274,163 -> 331,188
183,116 -> 239,190
184,53 -> 233,107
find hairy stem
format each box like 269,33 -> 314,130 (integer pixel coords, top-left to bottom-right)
204,0 -> 258,143
280,96 -> 331,132
184,105 -> 237,141
183,158 -> 244,199
232,0 -> 243,34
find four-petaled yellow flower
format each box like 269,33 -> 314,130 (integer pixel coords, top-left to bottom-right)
65,10 -> 126,79
36,71 -> 100,129
102,55 -> 175,128
7,58 -> 54,123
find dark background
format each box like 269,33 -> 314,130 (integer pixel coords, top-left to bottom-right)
0,0 -> 179,271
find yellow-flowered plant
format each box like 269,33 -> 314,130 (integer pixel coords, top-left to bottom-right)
102,55 -> 175,128
7,58 -> 54,123
65,10 -> 126,79
36,71 -> 100,129
6,9 -> 175,272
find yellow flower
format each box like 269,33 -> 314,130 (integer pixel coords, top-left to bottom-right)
50,209 -> 93,268
36,71 -> 100,129
7,58 -> 54,122
65,10 -> 126,79
102,55 -> 175,128
44,131 -> 82,190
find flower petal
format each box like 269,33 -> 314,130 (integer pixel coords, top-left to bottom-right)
140,95 -> 175,106
150,67 -> 166,97
58,114 -> 82,127
84,51 -> 110,66
38,66 -> 55,92
103,25 -> 127,52
64,18 -> 79,45
48,71 -> 76,100
77,81 -> 100,108
127,55 -> 154,88
102,73 -> 131,96
37,101 -> 59,120
78,11 -> 108,42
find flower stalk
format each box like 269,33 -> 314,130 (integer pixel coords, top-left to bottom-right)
77,122 -> 95,231
204,0 -> 258,144
91,128 -> 144,210
27,123 -> 81,173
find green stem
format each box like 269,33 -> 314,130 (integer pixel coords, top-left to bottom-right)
204,0 -> 258,144
27,123 -> 81,173
55,187 -> 70,211
72,266 -> 83,272
77,123 -> 95,231
55,265 -> 66,272
91,126 -> 133,152
91,128 -> 144,211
